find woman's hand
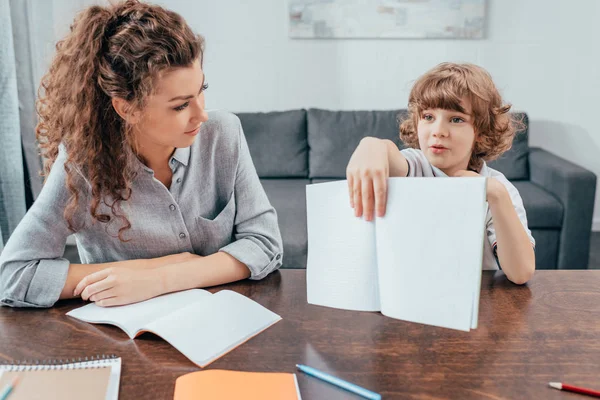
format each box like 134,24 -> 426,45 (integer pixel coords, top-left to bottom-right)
346,137 -> 390,221
73,267 -> 165,307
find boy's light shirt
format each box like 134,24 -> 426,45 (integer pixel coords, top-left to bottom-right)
401,148 -> 535,271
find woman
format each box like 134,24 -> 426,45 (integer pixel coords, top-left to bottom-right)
0,0 -> 283,308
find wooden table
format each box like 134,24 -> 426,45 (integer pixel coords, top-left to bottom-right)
1,270 -> 600,399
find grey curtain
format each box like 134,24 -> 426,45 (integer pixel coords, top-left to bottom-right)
0,0 -> 26,249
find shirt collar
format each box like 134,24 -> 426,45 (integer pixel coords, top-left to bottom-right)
431,161 -> 488,177
171,146 -> 191,167
135,146 -> 191,175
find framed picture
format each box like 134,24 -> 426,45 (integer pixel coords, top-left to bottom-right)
289,0 -> 486,39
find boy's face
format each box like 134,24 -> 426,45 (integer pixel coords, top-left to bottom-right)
416,97 -> 476,176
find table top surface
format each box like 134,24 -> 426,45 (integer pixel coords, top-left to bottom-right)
1,270 -> 600,400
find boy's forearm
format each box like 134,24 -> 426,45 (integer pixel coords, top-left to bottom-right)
158,251 -> 251,294
384,139 -> 409,177
488,185 -> 535,284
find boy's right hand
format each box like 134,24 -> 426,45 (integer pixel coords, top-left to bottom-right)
346,137 -> 390,221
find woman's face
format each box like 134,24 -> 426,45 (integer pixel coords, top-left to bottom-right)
135,58 -> 209,152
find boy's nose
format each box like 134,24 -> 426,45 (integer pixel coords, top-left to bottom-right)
432,123 -> 449,137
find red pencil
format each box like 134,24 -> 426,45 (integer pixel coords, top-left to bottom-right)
549,382 -> 600,398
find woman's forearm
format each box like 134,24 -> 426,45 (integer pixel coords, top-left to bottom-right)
59,252 -> 198,300
158,251 -> 250,294
488,184 -> 535,284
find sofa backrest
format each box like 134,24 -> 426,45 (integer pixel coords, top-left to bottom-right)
307,108 -> 407,179
487,113 -> 529,180
238,109 -> 530,181
237,110 -> 308,178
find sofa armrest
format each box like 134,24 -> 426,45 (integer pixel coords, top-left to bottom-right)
529,147 -> 597,269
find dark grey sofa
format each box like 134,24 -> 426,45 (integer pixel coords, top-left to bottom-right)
237,109 -> 597,270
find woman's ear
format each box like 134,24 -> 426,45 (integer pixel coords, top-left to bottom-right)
111,97 -> 142,124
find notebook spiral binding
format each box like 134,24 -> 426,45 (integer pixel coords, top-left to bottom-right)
0,354 -> 118,371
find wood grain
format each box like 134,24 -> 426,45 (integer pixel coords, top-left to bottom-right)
1,270 -> 599,399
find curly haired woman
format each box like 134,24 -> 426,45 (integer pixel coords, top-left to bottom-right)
0,0 -> 283,308
345,63 -> 535,284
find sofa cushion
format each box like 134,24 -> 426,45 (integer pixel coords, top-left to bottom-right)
487,113 -> 529,180
530,229 -> 559,269
260,179 -> 308,268
237,110 -> 308,178
308,108 -> 407,179
512,181 -> 563,228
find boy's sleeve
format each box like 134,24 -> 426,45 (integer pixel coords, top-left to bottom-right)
401,148 -> 435,177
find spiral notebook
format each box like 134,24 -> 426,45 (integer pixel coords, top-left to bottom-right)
0,355 -> 121,400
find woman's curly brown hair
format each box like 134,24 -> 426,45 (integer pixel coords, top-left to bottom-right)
400,62 -> 523,172
36,0 -> 204,240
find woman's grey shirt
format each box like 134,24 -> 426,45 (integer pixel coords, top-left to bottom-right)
0,111 -> 283,307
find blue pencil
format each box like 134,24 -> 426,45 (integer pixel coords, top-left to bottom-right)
296,364 -> 381,400
0,375 -> 20,400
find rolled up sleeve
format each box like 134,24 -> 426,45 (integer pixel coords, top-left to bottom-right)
0,149 -> 74,307
219,120 -> 283,279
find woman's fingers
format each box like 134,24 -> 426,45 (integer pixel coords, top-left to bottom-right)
95,296 -> 121,307
81,276 -> 115,301
73,268 -> 111,297
89,288 -> 115,303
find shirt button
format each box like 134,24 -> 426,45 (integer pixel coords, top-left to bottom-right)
169,204 -> 176,211
179,232 -> 186,239
171,159 -> 176,164
176,178 -> 182,183
276,254 -> 281,260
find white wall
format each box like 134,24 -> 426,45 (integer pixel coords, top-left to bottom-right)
49,0 -> 600,229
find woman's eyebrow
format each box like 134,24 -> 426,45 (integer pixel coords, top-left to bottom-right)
167,74 -> 205,102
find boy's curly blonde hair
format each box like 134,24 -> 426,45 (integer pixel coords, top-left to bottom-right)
400,62 -> 522,172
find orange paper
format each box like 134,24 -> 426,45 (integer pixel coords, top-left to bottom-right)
173,369 -> 301,400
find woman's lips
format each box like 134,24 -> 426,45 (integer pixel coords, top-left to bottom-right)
184,126 -> 201,135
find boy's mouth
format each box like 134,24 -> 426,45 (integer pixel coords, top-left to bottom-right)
430,144 -> 448,154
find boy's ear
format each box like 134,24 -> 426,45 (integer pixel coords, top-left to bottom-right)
111,97 -> 142,124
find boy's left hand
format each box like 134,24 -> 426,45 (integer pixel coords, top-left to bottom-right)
74,267 -> 165,307
453,170 -> 504,201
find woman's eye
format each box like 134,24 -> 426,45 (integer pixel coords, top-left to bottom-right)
174,102 -> 189,112
422,114 -> 433,121
451,117 -> 464,123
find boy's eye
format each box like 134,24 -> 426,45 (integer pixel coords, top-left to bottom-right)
451,117 -> 465,123
173,102 -> 189,112
422,114 -> 434,121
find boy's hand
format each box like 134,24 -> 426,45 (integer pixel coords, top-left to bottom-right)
346,137 -> 390,221
453,170 -> 504,201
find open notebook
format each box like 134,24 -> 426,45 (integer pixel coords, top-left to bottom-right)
306,178 -> 487,332
174,370 -> 302,400
67,289 -> 281,367
0,355 -> 121,400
